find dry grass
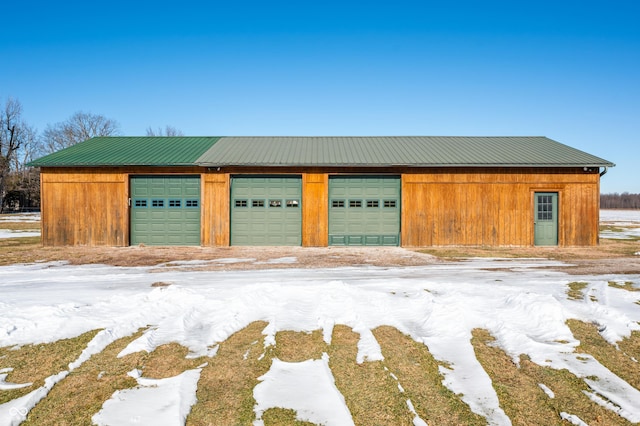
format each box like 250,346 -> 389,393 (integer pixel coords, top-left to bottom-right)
472,328 -> 635,426
567,281 -> 589,300
273,330 -> 326,362
609,280 -> 640,292
418,236 -> 640,260
327,325 -> 414,426
373,326 -> 486,425
140,342 -> 205,378
471,329 -> 560,425
0,330 -> 99,404
619,330 -> 640,361
21,329 -> 148,425
0,237 -> 42,264
187,321 -> 272,426
261,408 -> 317,425
568,320 -> 640,390
2,323 -> 639,424
0,222 -> 40,231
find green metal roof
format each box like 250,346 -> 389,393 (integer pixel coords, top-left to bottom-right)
195,136 -> 615,168
29,136 -> 615,168
28,136 -> 221,167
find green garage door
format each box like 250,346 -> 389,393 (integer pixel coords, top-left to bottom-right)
231,176 -> 302,246
130,176 -> 201,245
329,176 -> 401,246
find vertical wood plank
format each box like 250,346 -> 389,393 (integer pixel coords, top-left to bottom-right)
302,173 -> 328,246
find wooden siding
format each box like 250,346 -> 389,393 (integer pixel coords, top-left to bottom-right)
39,166 -> 602,248
41,169 -> 128,246
401,168 -> 600,247
41,167 -> 202,247
302,173 -> 328,246
202,173 -> 230,246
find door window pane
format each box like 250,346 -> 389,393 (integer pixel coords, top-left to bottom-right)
537,196 -> 553,220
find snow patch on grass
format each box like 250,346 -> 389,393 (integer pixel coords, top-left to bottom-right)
1,259 -> 639,424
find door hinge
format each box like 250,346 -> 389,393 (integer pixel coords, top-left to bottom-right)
128,198 -> 131,207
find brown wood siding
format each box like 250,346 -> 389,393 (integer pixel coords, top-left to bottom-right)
202,173 -> 230,246
402,168 -> 600,247
41,169 -> 128,246
41,167 -> 204,247
39,166 -> 602,248
302,173 -> 328,246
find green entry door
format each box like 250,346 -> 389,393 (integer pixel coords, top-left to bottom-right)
329,176 -> 400,246
130,176 -> 201,245
230,176 -> 302,245
534,192 -> 558,246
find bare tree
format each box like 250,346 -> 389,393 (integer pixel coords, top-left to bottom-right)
1,97 -> 37,213
146,125 -> 184,136
42,111 -> 121,153
601,193 -> 640,209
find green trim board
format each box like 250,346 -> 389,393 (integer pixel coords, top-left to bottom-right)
230,176 -> 302,246
130,176 -> 201,245
329,176 -> 401,246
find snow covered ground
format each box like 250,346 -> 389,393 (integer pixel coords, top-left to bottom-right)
601,209 -> 640,224
0,230 -> 40,239
0,213 -> 41,239
0,210 -> 639,425
1,258 -> 639,425
0,213 -> 40,223
601,209 -> 640,240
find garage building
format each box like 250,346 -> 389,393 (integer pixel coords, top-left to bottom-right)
29,136 -> 614,247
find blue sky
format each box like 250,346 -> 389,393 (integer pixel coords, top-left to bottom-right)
2,0 -> 638,193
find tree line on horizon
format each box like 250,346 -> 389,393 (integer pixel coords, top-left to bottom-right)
0,96 -> 183,213
600,192 -> 640,209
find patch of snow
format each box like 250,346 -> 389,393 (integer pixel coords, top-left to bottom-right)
0,371 -> 68,426
538,383 -> 555,399
584,390 -> 638,422
600,209 -> 640,223
406,399 -> 428,426
560,412 -> 589,426
92,368 -> 202,426
253,353 -> 354,426
214,257 -> 256,264
255,257 -> 298,265
0,369 -> 32,390
600,228 -> 640,240
1,259 -> 639,424
600,209 -> 640,239
0,230 -> 40,239
0,213 -> 40,223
